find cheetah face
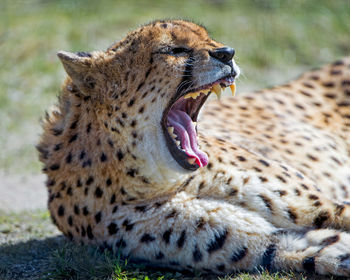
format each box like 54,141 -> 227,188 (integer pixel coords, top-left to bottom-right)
150,23 -> 240,171
57,20 -> 239,181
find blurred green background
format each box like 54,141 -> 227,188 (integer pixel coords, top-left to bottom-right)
1,0 -> 350,174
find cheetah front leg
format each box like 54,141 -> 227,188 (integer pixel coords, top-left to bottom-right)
93,192 -> 350,276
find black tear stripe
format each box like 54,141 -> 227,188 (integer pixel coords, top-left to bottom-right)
176,53 -> 194,95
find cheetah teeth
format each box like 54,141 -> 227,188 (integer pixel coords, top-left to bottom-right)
183,82 -> 236,100
188,158 -> 196,165
212,84 -> 222,99
183,89 -> 210,100
168,126 -> 182,147
230,82 -> 236,97
168,126 -> 177,139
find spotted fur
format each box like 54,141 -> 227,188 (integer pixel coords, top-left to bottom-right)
38,20 -> 350,276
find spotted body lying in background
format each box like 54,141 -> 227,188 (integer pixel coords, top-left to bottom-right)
37,19 -> 350,276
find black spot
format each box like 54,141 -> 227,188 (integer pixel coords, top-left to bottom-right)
217,264 -> 225,272
95,212 -> 102,224
86,123 -> 91,134
110,194 -> 116,204
79,150 -> 86,160
95,187 -> 103,198
128,98 -> 135,107
308,194 -> 319,200
144,68 -> 152,80
117,150 -> 124,161
237,156 -> 246,162
53,143 -> 62,151
126,168 -> 137,177
70,120 -> 78,129
261,244 -> 276,271
322,82 -> 335,88
302,257 -> 315,273
52,128 -> 63,136
69,134 -> 78,143
66,187 -> 72,196
87,225 -> 94,239
231,247 -> 248,262
74,204 -> 80,215
156,251 -> 164,260
288,208 -> 298,222
67,216 -> 73,226
135,205 -> 147,212
259,194 -> 273,212
162,229 -> 172,244
83,206 -> 89,216
108,222 -> 118,235
321,235 -> 340,246
86,176 -> 94,185
276,175 -> 287,183
166,210 -> 178,219
193,244 -> 203,262
107,139 -> 114,147
50,164 -> 60,171
122,219 -> 134,231
140,233 -> 156,243
112,205 -> 118,213
82,159 -> 92,168
81,226 -> 86,237
58,205 -> 65,216
207,228 -> 227,253
76,179 -> 82,187
258,159 -> 270,167
177,230 -> 186,248
47,179 -> 56,187
66,152 -> 73,163
314,211 -> 330,228
100,153 -> 107,162
115,238 -> 127,249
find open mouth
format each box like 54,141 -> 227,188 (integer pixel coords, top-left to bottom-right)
162,75 -> 236,170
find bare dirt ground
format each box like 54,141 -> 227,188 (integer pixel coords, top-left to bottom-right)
0,172 -> 47,212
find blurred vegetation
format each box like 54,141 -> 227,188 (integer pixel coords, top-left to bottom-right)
0,0 -> 350,174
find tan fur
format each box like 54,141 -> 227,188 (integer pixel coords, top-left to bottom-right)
38,20 -> 350,276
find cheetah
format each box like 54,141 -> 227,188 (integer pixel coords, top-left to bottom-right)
38,19 -> 350,276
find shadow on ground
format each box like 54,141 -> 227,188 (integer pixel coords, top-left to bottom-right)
0,236 -> 67,280
1,235 -> 346,280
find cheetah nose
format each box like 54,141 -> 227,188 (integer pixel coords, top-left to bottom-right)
209,47 -> 235,63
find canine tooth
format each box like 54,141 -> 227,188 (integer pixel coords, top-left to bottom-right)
167,126 -> 174,134
193,121 -> 197,126
230,83 -> 236,96
212,84 -> 222,99
188,158 -> 196,165
176,140 -> 181,146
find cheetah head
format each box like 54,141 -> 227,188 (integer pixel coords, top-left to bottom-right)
57,20 -> 239,184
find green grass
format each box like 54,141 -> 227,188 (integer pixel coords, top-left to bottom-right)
1,0 -> 350,174
1,210 -> 328,280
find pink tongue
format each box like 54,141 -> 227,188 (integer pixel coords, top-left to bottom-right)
167,110 -> 209,167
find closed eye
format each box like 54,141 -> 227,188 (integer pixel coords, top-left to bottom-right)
170,47 -> 190,55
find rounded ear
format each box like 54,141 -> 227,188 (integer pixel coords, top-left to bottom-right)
57,51 -> 96,95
